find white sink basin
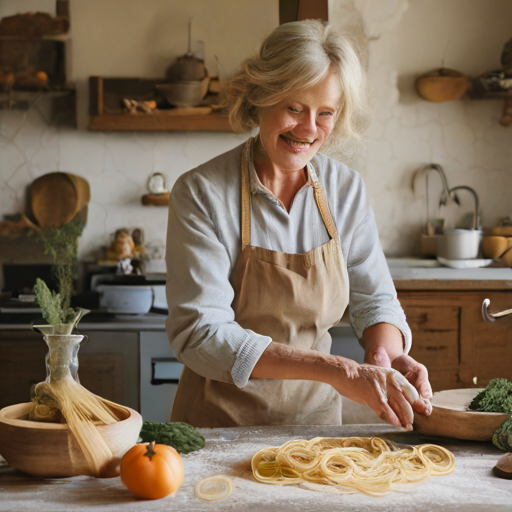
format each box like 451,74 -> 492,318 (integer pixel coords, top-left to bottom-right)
386,257 -> 440,268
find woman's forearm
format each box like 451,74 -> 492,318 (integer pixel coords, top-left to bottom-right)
249,340 -> 430,428
362,322 -> 404,364
249,341 -> 356,385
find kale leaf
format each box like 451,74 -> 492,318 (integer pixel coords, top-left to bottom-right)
493,418 -> 512,452
469,378 -> 512,414
139,421 -> 205,454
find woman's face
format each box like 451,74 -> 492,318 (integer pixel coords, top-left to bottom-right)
256,71 -> 343,173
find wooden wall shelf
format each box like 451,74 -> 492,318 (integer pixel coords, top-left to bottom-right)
0,89 -> 74,110
468,77 -> 512,100
88,76 -> 233,132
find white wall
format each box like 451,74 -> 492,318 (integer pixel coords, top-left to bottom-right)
0,0 -> 276,261
0,0 -> 511,262
355,0 -> 512,254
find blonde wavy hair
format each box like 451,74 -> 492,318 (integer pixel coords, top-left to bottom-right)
222,20 -> 372,156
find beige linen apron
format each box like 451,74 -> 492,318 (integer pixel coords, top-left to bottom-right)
171,140 -> 350,427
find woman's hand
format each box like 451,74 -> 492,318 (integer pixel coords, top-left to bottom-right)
362,323 -> 433,415
328,357 -> 431,430
365,345 -> 433,408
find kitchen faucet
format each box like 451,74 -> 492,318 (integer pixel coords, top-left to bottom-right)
448,185 -> 480,230
413,163 -> 460,233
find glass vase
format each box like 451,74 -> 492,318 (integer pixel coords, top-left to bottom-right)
30,334 -> 85,422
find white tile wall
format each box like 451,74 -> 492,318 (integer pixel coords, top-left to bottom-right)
1,0 -> 511,263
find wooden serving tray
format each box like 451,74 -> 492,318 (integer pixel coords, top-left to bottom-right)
414,388 -> 510,441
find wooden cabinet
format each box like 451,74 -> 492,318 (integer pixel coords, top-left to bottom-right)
0,330 -> 139,411
398,290 -> 512,392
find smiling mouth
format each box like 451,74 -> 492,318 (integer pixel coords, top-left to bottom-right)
280,135 -> 314,150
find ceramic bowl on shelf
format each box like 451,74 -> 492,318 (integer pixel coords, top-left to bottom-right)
155,80 -> 208,107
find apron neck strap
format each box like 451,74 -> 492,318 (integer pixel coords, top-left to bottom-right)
312,179 -> 339,242
241,144 -> 252,251
240,139 -> 339,251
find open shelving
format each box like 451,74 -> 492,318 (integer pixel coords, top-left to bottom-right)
88,76 -> 233,132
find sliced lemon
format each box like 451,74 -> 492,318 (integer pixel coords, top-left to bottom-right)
194,475 -> 234,501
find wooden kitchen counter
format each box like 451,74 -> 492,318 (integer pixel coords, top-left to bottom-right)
0,424 -> 510,511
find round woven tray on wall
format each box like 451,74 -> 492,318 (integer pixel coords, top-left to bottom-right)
31,172 -> 90,227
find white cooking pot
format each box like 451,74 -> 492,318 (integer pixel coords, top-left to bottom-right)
97,284 -> 154,314
437,229 -> 483,260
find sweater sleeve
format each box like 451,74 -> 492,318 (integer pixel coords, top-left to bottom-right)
165,174 -> 272,388
345,175 -> 412,354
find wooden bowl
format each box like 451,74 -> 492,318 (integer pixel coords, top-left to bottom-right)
414,388 -> 509,441
484,226 -> 512,237
0,402 -> 142,478
501,246 -> 512,267
415,68 -> 468,102
482,236 -> 512,259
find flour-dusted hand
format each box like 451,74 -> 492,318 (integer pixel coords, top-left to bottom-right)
392,353 -> 433,401
329,357 -> 431,430
365,345 -> 433,413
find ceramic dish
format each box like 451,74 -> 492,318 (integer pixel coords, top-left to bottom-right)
414,388 -> 509,441
437,256 -> 493,269
437,229 -> 482,260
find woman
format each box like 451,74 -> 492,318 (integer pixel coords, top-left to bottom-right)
165,20 -> 432,429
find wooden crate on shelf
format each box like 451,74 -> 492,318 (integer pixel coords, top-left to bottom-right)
88,76 -> 233,132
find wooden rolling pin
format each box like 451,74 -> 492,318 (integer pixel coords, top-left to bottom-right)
31,172 -> 90,227
494,453 -> 512,479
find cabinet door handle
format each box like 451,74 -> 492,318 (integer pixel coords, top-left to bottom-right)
482,298 -> 512,322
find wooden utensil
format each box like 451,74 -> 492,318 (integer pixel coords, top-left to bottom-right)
494,453 -> 512,479
414,388 -> 510,441
0,402 -> 142,478
31,172 -> 90,227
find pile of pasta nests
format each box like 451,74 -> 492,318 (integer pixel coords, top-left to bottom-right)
251,436 -> 455,497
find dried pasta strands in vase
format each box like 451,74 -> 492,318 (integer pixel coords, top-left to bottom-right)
30,334 -> 123,477
251,437 -> 455,497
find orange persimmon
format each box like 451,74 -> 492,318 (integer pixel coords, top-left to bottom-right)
120,441 -> 184,500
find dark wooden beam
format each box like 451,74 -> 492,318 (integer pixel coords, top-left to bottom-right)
279,0 -> 328,25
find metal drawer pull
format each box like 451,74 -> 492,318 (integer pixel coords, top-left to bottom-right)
482,298 -> 512,322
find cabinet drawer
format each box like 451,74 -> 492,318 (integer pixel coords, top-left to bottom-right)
404,306 -> 460,371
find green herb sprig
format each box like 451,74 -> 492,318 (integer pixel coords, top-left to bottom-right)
139,421 -> 205,454
40,216 -> 84,312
